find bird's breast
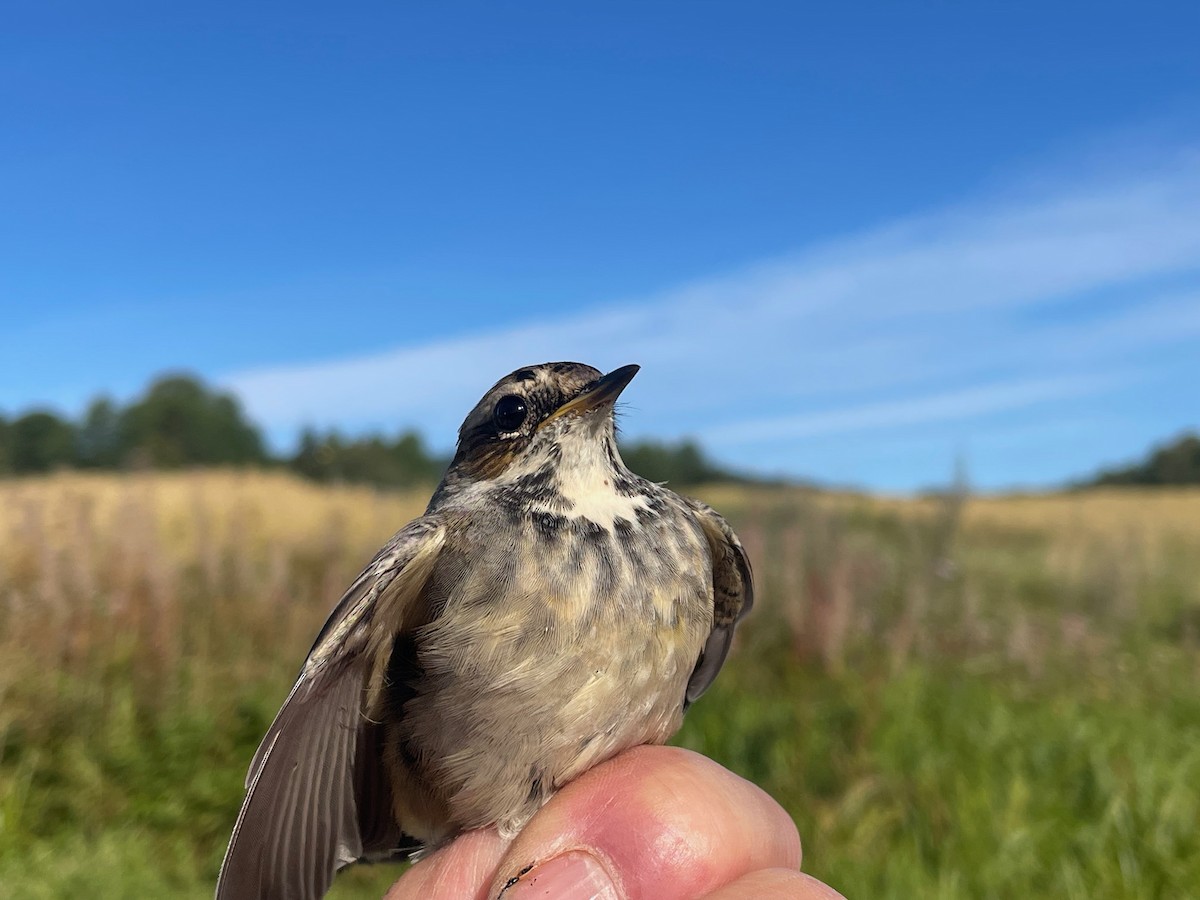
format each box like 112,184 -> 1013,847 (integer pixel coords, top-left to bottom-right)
396,492 -> 713,833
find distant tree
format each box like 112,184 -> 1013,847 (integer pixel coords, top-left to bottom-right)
288,428 -> 445,488
117,374 -> 266,467
1089,431 -> 1200,486
292,427 -> 332,482
619,438 -> 737,486
76,397 -> 122,468
392,431 -> 446,483
0,415 -> 11,474
10,411 -> 77,473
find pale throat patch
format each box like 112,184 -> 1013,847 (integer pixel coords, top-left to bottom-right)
520,425 -> 649,529
555,458 -> 648,529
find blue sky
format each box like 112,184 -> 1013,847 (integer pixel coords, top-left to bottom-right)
2,2 -> 1199,491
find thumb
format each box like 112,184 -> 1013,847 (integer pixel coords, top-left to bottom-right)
488,746 -> 802,900
384,828 -> 511,900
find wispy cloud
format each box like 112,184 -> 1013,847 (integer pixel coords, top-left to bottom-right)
224,149 -> 1200,485
700,374 -> 1120,444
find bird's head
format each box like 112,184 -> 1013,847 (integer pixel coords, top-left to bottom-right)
446,362 -> 640,483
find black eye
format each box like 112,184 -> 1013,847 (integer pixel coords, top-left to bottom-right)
492,394 -> 528,433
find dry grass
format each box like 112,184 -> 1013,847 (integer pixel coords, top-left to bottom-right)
0,471 -> 426,710
6,472 -> 1195,690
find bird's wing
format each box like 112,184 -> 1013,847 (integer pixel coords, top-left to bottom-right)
215,517 -> 447,900
682,499 -> 754,706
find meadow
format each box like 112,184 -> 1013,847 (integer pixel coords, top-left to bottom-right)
0,471 -> 1197,899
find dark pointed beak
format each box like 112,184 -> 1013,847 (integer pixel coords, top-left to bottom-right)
540,364 -> 639,428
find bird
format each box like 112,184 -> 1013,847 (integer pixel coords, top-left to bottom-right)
215,361 -> 754,899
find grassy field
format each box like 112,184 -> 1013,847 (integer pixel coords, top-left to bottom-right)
1,471 -> 1197,899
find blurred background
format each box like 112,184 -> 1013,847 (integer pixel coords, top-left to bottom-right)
2,3 -> 1199,898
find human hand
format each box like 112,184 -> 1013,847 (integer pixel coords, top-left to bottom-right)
385,744 -> 844,900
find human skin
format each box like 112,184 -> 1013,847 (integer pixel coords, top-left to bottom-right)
385,745 -> 845,900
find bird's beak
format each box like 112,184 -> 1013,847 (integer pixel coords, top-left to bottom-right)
540,364 -> 640,429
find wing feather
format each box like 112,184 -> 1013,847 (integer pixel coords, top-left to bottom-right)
683,499 -> 754,706
216,518 -> 446,900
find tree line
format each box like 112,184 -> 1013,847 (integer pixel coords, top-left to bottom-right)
0,373 -> 742,488
0,376 -> 268,474
1086,431 -> 1200,487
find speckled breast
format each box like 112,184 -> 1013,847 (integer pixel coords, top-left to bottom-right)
399,493 -> 714,835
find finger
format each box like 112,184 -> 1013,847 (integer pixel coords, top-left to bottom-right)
699,869 -> 847,900
384,827 -> 511,900
490,745 -> 802,900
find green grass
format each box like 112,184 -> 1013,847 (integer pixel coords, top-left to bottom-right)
1,473 -> 1198,898
681,652 -> 1200,899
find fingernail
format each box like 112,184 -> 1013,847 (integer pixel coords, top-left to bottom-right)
500,851 -> 621,900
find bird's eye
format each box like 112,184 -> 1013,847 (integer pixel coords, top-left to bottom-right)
492,394 -> 528,433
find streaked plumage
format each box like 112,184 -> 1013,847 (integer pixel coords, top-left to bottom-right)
216,362 -> 753,899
